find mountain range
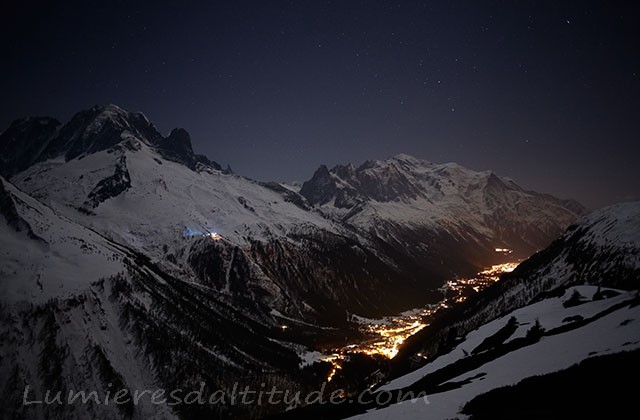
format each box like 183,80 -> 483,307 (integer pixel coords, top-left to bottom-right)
1,104 -> 627,420
0,104 -> 586,317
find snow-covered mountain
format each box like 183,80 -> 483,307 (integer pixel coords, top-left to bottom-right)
301,153 -> 586,260
0,173 -> 314,420
0,104 -> 592,419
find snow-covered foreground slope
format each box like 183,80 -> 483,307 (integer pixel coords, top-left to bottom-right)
350,286 -> 640,419
379,285 -> 638,392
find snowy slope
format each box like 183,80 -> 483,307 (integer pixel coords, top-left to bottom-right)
379,286 -> 635,392
0,176 -> 128,303
350,286 -> 640,420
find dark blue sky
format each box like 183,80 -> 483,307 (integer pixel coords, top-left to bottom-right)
1,0 -> 638,209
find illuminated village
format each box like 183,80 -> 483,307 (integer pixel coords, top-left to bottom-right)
321,252 -> 520,381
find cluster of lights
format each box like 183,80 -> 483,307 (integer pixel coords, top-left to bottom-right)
359,320 -> 429,358
208,232 -> 223,241
445,261 -> 520,305
183,227 -> 224,241
317,256 -> 521,382
318,313 -> 434,381
479,262 -> 520,280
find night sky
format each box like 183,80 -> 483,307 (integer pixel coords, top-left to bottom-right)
2,1 -> 639,209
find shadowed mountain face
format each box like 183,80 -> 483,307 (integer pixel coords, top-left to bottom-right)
0,104 -> 590,420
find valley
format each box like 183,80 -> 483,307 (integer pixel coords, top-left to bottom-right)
316,255 -> 521,382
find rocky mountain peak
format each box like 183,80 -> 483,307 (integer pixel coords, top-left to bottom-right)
299,164 -> 335,205
0,104 -> 221,177
300,155 -> 431,206
157,127 -> 194,156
